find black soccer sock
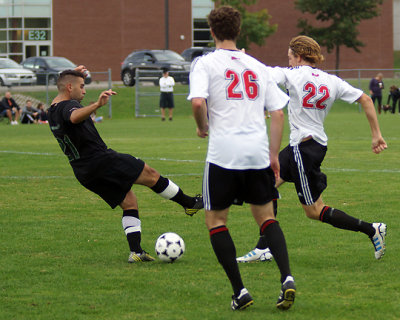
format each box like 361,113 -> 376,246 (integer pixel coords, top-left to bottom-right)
261,219 -> 291,283
151,176 -> 195,208
210,225 -> 244,296
254,199 -> 278,250
319,206 -> 375,237
122,209 -> 143,253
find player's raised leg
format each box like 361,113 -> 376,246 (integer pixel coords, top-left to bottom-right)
135,163 -> 203,216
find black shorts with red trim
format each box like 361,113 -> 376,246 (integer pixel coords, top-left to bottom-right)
202,162 -> 279,211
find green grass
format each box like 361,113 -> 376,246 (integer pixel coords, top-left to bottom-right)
0,85 -> 399,319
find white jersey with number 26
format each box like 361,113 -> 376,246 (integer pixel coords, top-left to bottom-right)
188,49 -> 289,170
270,66 -> 363,146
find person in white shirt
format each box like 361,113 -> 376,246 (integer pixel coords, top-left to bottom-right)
159,69 -> 175,121
237,35 -> 388,264
188,6 -> 296,312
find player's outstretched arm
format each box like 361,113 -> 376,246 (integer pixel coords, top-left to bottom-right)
269,109 -> 284,180
191,97 -> 208,138
357,93 -> 387,154
70,89 -> 117,124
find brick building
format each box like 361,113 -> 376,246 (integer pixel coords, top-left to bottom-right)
0,0 -> 393,81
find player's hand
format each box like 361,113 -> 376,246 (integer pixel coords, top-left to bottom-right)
196,126 -> 208,138
74,65 -> 88,76
372,136 -> 387,154
97,89 -> 117,107
270,156 -> 280,181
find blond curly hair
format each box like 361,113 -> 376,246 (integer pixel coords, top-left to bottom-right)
289,35 -> 324,65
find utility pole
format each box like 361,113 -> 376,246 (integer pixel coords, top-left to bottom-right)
165,0 -> 169,49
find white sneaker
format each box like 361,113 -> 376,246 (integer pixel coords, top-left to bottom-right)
236,248 -> 273,263
11,121 -> 18,125
370,223 -> 387,260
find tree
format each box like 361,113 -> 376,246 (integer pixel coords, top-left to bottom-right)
213,0 -> 277,50
295,0 -> 384,72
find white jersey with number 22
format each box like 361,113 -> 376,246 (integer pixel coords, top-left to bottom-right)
270,66 -> 363,146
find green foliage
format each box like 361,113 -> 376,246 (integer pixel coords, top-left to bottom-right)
295,0 -> 384,69
214,0 -> 277,50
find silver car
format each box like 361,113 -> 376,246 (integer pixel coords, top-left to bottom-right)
0,58 -> 37,86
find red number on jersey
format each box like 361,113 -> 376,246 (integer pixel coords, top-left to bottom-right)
243,70 -> 259,100
316,85 -> 329,109
302,82 -> 316,108
225,69 -> 259,100
225,70 -> 242,99
302,82 -> 330,110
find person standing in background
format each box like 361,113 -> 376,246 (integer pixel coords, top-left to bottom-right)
159,69 -> 175,121
369,73 -> 384,114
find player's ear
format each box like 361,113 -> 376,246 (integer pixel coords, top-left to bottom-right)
66,82 -> 73,92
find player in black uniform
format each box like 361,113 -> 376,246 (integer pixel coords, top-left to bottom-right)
48,69 -> 203,263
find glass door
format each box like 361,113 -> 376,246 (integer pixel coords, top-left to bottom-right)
24,41 -> 51,60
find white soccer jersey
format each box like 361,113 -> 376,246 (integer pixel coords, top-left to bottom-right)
159,76 -> 175,92
188,49 -> 289,170
270,66 -> 363,146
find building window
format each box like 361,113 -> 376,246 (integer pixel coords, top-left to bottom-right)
192,0 -> 213,47
0,1 -> 51,61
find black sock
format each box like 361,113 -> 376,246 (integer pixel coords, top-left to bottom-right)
123,209 -> 142,253
255,199 -> 278,250
126,232 -> 142,253
151,176 -> 195,208
319,206 -> 375,237
210,225 -> 244,296
261,220 -> 291,283
171,189 -> 196,208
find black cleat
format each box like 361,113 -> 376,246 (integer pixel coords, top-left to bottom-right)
231,288 -> 254,311
276,276 -> 296,310
184,194 -> 204,216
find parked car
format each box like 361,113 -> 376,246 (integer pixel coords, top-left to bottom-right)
181,47 -> 215,62
0,58 -> 37,87
21,56 -> 92,85
121,49 -> 191,86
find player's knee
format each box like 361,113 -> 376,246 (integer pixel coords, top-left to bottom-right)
138,164 -> 160,186
304,208 -> 319,220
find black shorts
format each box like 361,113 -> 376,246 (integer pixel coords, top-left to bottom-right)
279,139 -> 327,205
75,152 -> 145,209
371,94 -> 382,106
202,162 -> 279,210
160,92 -> 174,109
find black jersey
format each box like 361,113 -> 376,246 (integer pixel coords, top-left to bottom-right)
48,100 -> 111,180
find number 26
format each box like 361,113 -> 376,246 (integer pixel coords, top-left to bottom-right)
225,69 -> 259,100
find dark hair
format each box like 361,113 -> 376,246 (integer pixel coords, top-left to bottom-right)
208,6 -> 241,42
59,69 -> 84,80
57,69 -> 84,90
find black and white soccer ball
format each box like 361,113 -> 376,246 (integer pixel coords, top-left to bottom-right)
155,232 -> 185,262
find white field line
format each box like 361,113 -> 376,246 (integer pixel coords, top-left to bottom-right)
1,150 -> 399,175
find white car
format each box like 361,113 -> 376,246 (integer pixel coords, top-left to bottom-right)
0,58 -> 37,86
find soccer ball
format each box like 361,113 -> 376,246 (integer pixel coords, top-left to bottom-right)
155,232 -> 185,262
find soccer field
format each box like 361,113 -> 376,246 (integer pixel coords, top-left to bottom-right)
0,88 -> 399,319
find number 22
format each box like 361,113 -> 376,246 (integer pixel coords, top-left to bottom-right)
302,82 -> 330,110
